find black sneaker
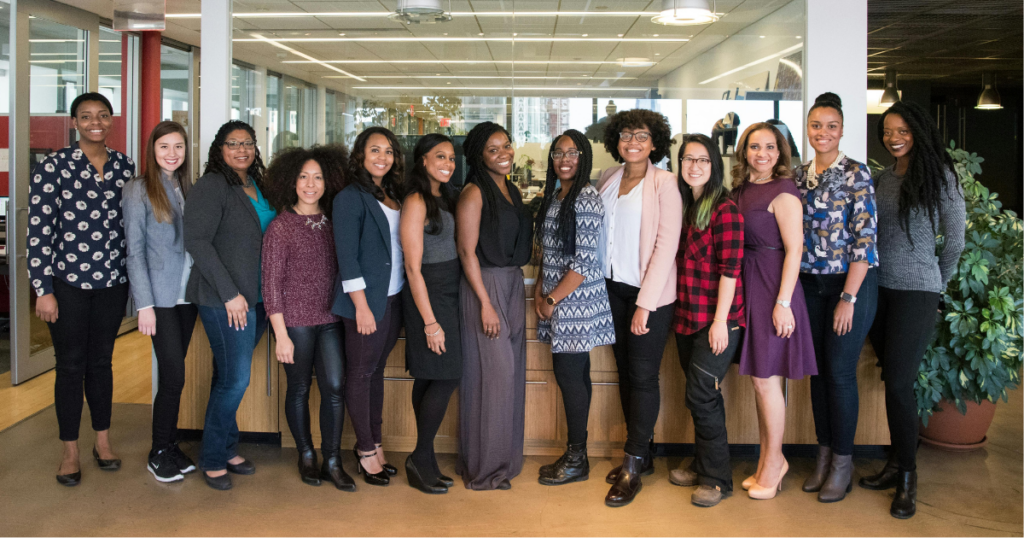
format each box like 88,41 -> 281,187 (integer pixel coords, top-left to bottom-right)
148,450 -> 185,483
170,442 -> 197,474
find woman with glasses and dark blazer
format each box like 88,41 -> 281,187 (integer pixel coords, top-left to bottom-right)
332,127 -> 405,486
184,120 -> 276,491
598,109 -> 682,507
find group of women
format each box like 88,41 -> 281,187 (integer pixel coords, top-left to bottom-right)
29,91 -> 964,520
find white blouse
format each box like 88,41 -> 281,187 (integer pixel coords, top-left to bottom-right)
379,201 -> 405,296
601,172 -> 644,288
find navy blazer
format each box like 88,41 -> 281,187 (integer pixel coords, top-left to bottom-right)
331,185 -> 399,321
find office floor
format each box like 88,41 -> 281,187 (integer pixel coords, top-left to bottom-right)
0,331 -> 1021,537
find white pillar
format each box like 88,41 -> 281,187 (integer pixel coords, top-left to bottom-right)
316,85 -> 327,145
200,1 -> 232,170
804,0 -> 867,163
252,66 -> 269,157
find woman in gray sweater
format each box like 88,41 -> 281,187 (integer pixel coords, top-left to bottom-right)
863,101 -> 965,519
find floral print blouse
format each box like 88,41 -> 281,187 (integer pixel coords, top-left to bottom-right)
793,153 -> 878,274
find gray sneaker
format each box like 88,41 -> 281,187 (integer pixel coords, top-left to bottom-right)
669,466 -> 699,487
691,484 -> 728,507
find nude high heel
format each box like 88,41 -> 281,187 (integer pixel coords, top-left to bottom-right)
741,475 -> 757,491
748,459 -> 788,500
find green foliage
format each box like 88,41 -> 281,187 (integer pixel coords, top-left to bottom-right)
916,141 -> 1024,425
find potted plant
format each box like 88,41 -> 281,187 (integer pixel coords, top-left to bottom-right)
914,142 -> 1023,449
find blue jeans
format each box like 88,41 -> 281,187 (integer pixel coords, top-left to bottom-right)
198,303 -> 268,471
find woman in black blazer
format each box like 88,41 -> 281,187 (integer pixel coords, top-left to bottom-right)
332,127 -> 405,486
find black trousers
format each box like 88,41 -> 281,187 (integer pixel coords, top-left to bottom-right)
868,286 -> 941,472
802,269 -> 877,456
552,352 -> 592,445
283,322 -> 346,457
606,279 -> 674,457
343,294 -> 403,452
150,304 -> 198,452
675,322 -> 743,492
49,279 -> 129,442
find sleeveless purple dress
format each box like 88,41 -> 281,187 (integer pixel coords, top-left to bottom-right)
735,178 -> 817,379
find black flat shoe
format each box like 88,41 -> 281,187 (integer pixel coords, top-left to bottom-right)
406,456 -> 447,494
226,458 -> 255,475
92,447 -> 121,471
354,449 -> 389,486
496,479 -> 512,490
321,455 -> 356,492
298,449 -> 321,486
204,472 -> 233,490
56,464 -> 81,487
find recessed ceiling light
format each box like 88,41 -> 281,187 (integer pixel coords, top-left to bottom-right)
338,33 -> 345,36
653,34 -> 659,37
443,33 -> 448,35
618,33 -> 624,37
478,32 -> 484,36
655,53 -> 660,55
513,33 -> 518,36
759,35 -> 765,38
582,34 -> 588,37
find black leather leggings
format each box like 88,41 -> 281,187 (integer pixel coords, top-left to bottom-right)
282,322 -> 345,457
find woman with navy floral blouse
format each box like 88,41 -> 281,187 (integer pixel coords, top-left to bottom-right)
28,93 -> 136,486
793,93 -> 878,503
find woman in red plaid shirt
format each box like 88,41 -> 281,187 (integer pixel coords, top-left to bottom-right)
668,133 -> 745,508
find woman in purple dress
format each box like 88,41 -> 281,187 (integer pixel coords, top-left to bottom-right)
732,123 -> 816,500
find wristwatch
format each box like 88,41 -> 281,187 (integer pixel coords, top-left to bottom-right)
545,295 -> 558,306
840,292 -> 857,304
775,299 -> 791,308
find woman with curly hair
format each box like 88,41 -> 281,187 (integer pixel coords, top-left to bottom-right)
456,121 -> 533,490
732,122 -> 815,501
862,101 -> 965,519
331,127 -> 405,486
262,145 -> 353,491
184,120 -> 276,490
598,109 -> 682,507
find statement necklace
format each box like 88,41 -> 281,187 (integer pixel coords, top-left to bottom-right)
750,174 -> 773,184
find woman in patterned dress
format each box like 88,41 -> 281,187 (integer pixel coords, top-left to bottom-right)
534,129 -> 615,486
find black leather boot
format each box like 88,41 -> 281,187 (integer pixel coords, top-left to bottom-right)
818,454 -> 853,503
890,471 -> 917,519
539,442 -> 589,486
320,454 -> 356,491
605,451 -> 653,484
605,454 -> 644,507
802,445 -> 832,492
298,449 -> 321,486
859,452 -> 899,490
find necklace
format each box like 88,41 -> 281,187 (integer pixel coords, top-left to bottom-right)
303,214 -> 327,230
751,175 -> 773,184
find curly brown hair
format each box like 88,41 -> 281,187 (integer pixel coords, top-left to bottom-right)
264,144 -> 348,219
730,122 -> 793,190
346,126 -> 404,202
602,109 -> 676,164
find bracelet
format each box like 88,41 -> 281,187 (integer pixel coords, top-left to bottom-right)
425,324 -> 442,337
424,320 -> 438,328
713,318 -> 728,323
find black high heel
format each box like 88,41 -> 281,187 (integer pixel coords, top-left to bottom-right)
406,455 -> 447,494
353,449 -> 390,486
92,447 -> 121,471
375,445 -> 398,476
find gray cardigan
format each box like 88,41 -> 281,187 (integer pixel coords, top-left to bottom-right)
183,172 -> 265,308
123,175 -> 191,309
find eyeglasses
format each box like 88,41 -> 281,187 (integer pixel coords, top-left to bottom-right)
619,131 -> 651,143
551,150 -> 582,160
681,157 -> 712,166
225,140 -> 255,150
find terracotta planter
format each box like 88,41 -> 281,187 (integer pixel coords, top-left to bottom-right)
919,399 -> 997,451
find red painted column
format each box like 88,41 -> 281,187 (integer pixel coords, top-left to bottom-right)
139,31 -> 163,171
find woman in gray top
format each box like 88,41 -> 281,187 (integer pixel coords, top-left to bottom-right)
124,121 -> 196,484
863,101 -> 965,520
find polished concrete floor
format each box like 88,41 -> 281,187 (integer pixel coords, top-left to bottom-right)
0,390 -> 1021,537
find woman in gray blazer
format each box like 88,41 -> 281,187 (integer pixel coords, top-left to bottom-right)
124,121 -> 197,484
184,121 -> 277,491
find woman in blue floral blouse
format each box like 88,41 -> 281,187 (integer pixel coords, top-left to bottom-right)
793,93 -> 878,503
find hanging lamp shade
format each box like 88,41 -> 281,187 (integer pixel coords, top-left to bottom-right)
879,69 -> 900,106
652,0 -> 719,26
976,73 -> 1003,110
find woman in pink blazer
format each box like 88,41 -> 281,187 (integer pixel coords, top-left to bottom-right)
598,110 -> 682,507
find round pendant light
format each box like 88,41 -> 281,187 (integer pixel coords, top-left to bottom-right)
389,0 -> 452,24
652,0 -> 719,26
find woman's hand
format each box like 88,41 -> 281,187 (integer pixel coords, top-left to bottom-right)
138,308 -> 157,337
833,301 -> 855,336
481,302 -> 501,339
276,333 -> 295,364
709,320 -> 729,355
631,307 -> 650,336
225,294 -> 249,330
356,305 -> 377,335
539,298 -> 555,321
425,323 -> 446,355
773,304 -> 795,338
35,293 -> 59,323
534,289 -> 545,321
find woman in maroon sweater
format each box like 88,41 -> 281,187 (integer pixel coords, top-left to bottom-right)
262,145 -> 351,490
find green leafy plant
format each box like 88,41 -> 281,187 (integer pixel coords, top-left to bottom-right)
916,141 -> 1024,425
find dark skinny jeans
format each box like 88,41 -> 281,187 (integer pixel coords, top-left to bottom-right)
282,322 -> 346,458
552,352 -> 592,446
150,304 -> 199,453
343,293 -> 403,453
801,269 -> 877,456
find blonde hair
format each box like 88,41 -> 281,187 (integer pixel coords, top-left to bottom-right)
730,122 -> 793,189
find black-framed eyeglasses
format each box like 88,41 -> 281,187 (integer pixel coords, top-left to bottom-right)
551,150 -> 582,160
681,156 -> 712,166
619,131 -> 651,142
225,140 -> 255,150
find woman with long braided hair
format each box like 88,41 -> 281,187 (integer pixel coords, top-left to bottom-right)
533,129 -> 615,486
862,101 -> 965,519
455,121 -> 533,490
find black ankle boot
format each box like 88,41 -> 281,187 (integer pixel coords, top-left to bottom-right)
539,442 -> 589,486
320,454 -> 355,491
298,449 -> 321,486
859,451 -> 898,490
605,454 -> 644,507
605,451 -> 653,484
890,471 -> 917,519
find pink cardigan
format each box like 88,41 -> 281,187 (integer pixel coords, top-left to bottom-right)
598,160 -> 683,311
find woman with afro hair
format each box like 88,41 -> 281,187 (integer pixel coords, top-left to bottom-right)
598,109 -> 682,507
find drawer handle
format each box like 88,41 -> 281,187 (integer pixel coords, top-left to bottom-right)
592,382 -> 619,386
526,381 -> 547,385
384,377 -> 415,382
266,335 -> 272,396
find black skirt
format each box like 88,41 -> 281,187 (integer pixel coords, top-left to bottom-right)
401,258 -> 463,380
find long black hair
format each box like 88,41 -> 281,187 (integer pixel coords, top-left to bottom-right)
463,121 -> 517,226
535,129 -> 592,257
405,133 -> 459,235
204,120 -> 266,188
346,126 -> 403,202
876,100 -> 958,242
678,133 -> 729,231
